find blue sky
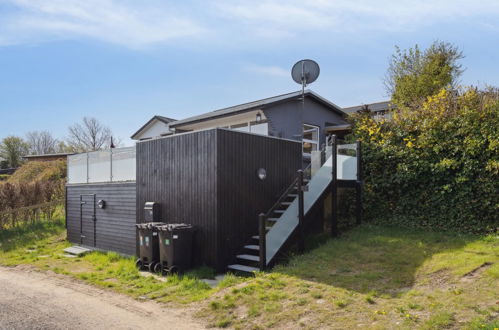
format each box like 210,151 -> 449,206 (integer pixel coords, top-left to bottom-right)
0,0 -> 498,145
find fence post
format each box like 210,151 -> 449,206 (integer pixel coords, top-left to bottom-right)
331,135 -> 338,237
298,169 -> 305,253
356,140 -> 362,225
258,213 -> 267,271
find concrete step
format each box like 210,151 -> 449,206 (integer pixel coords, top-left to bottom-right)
63,246 -> 92,256
237,254 -> 260,262
227,264 -> 259,273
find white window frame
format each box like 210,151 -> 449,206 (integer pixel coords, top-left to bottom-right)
302,123 -> 320,157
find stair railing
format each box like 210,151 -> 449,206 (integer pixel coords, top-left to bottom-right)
257,137 -> 335,270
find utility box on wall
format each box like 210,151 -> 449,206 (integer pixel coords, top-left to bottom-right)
144,202 -> 160,222
136,128 -> 302,271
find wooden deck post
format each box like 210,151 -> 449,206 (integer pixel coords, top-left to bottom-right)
298,170 -> 305,253
331,135 -> 338,237
258,213 -> 267,271
356,140 -> 362,225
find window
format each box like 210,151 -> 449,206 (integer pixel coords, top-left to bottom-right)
249,121 -> 268,135
228,120 -> 268,136
302,124 -> 319,157
230,123 -> 250,132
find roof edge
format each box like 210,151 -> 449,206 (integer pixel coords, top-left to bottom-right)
130,115 -> 176,139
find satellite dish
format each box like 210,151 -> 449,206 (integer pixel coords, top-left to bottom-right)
291,59 -> 320,86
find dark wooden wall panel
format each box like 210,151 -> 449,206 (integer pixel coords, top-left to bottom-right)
136,130 -> 219,268
216,129 -> 302,268
66,182 -> 136,255
136,129 -> 301,271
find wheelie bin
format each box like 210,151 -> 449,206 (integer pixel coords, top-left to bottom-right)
154,224 -> 195,275
135,222 -> 165,272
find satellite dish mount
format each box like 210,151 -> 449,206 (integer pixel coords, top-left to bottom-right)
291,59 -> 320,101
291,59 -> 320,150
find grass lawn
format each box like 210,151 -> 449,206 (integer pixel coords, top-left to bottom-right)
0,218 -> 497,329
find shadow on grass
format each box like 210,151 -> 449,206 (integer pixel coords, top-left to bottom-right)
274,224 -> 481,295
0,218 -> 65,252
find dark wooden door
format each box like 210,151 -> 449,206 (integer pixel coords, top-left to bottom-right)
80,194 -> 96,247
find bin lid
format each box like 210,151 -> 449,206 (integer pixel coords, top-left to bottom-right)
135,222 -> 166,230
155,223 -> 193,232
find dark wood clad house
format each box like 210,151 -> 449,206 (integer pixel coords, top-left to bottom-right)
66,90 -> 352,271
136,129 -> 301,270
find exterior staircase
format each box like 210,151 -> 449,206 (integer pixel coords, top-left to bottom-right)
228,138 -> 360,275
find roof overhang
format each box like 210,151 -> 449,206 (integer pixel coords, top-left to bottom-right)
324,124 -> 352,134
131,115 -> 175,140
170,90 -> 347,130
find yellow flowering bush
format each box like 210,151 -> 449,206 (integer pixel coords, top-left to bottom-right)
348,87 -> 499,233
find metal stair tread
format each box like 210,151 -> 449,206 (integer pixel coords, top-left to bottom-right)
227,264 -> 259,273
252,235 -> 259,239
268,218 -> 279,222
237,254 -> 260,262
244,244 -> 259,250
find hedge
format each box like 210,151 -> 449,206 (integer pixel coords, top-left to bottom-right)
348,88 -> 498,233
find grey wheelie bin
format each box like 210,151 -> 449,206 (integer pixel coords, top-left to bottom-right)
154,224 -> 195,275
135,222 -> 165,272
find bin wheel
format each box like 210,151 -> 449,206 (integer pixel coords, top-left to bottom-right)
135,258 -> 143,270
148,262 -> 156,273
153,263 -> 163,274
169,266 -> 179,274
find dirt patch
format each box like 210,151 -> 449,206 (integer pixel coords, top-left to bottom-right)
416,268 -> 453,289
460,262 -> 493,283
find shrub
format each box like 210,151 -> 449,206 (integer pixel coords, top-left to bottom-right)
7,160 -> 66,183
348,87 -> 498,233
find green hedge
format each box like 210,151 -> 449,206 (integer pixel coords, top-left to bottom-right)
348,88 -> 498,233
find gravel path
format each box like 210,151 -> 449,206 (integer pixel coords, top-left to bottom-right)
0,266 -> 204,330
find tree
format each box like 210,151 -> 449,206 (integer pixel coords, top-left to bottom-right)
0,136 -> 29,168
67,117 -> 113,152
26,130 -> 59,155
384,41 -> 464,107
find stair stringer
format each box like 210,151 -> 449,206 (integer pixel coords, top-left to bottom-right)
265,155 -> 334,265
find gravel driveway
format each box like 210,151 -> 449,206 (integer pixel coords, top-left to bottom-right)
0,266 -> 204,330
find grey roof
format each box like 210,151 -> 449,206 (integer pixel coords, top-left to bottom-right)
23,152 -> 75,159
169,90 -> 345,128
342,101 -> 393,114
131,115 -> 176,139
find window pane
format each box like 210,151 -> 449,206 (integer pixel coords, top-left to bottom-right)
250,122 -> 268,135
303,142 -> 318,154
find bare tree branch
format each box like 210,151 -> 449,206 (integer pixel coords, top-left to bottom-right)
67,117 -> 113,152
26,130 -> 59,155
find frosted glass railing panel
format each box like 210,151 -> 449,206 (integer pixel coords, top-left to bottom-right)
111,147 -> 136,182
67,153 -> 87,184
88,150 -> 111,183
337,154 -> 357,180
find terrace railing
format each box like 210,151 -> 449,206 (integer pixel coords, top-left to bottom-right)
67,146 -> 136,184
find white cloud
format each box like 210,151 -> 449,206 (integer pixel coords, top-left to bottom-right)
0,0 -> 498,49
0,0 -> 206,48
214,0 -> 499,36
243,64 -> 289,77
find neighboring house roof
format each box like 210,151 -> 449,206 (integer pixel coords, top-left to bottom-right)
342,101 -> 393,114
130,115 -> 176,140
23,152 -> 75,159
169,90 -> 346,129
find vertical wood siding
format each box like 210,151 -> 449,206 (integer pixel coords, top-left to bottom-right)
217,129 -> 302,268
136,130 -> 219,268
136,129 -> 301,271
66,182 -> 136,255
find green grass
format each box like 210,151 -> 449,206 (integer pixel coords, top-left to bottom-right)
198,225 -> 499,329
0,218 -> 214,304
1,220 -> 498,329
